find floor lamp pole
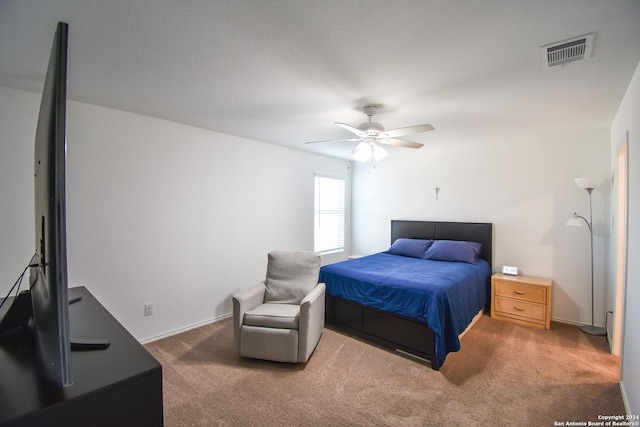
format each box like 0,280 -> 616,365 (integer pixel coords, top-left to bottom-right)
579,188 -> 606,336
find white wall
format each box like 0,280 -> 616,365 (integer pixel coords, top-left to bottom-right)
0,87 -> 35,282
351,126 -> 611,327
611,60 -> 640,415
0,86 -> 351,342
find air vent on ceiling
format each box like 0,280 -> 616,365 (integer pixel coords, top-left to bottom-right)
540,33 -> 594,69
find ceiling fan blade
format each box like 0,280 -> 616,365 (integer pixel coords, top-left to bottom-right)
381,124 -> 434,138
304,137 -> 362,145
378,138 -> 424,149
335,122 -> 368,138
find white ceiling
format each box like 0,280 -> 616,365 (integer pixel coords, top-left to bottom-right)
1,1 -> 639,160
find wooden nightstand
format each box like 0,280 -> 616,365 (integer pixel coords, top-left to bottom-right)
490,273 -> 552,330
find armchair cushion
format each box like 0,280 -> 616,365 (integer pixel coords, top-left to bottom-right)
264,250 -> 321,304
243,303 -> 300,329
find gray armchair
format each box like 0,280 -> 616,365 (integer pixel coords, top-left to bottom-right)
232,250 -> 325,363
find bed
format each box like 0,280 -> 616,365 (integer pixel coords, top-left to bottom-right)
321,220 -> 493,370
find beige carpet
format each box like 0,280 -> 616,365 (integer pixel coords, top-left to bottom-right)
145,315 -> 624,426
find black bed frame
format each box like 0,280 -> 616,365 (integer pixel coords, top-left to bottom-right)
325,220 -> 493,370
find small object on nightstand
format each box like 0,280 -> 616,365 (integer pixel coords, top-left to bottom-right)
502,265 -> 518,275
490,273 -> 552,330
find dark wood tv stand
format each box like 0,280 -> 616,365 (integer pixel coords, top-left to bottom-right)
0,286 -> 163,426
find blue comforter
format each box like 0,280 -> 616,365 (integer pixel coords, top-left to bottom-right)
319,253 -> 491,366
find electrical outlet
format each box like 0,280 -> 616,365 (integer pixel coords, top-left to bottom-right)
144,303 -> 154,316
502,265 -> 518,276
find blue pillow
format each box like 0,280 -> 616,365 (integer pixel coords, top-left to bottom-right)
385,238 -> 434,258
422,240 -> 482,264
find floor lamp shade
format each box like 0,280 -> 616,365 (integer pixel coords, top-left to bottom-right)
574,177 -> 601,190
566,213 -> 585,227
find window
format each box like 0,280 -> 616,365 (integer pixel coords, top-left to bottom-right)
314,175 -> 345,253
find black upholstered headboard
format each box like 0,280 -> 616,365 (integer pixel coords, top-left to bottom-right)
390,220 -> 493,267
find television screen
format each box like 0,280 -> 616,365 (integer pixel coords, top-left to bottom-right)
31,21 -> 72,387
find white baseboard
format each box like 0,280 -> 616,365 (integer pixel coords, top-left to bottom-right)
550,316 -> 602,327
139,313 -> 232,345
620,380 -> 632,415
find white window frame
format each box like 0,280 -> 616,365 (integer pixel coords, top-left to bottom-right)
314,174 -> 346,254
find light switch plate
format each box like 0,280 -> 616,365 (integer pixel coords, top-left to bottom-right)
502,265 -> 518,276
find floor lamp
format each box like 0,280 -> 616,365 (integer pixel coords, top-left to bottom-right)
567,177 -> 605,336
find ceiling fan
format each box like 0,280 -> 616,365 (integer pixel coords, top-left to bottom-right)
305,105 -> 434,162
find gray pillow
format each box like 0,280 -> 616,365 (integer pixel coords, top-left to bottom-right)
385,238 -> 434,258
264,250 -> 321,304
423,240 -> 482,264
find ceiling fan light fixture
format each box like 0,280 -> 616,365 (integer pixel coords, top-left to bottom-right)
354,141 -> 372,162
373,143 -> 387,161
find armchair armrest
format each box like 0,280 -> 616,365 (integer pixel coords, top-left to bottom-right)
298,283 -> 326,362
300,282 -> 325,306
232,282 -> 266,354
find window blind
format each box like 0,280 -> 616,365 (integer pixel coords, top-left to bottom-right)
314,175 -> 345,253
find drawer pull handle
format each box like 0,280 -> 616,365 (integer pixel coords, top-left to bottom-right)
513,290 -> 525,295
513,306 -> 525,311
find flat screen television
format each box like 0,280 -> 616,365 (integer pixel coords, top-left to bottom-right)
0,21 -> 72,387
30,21 -> 72,387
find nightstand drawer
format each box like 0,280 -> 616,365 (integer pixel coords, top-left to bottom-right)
494,296 -> 546,321
491,273 -> 552,330
494,280 -> 547,304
